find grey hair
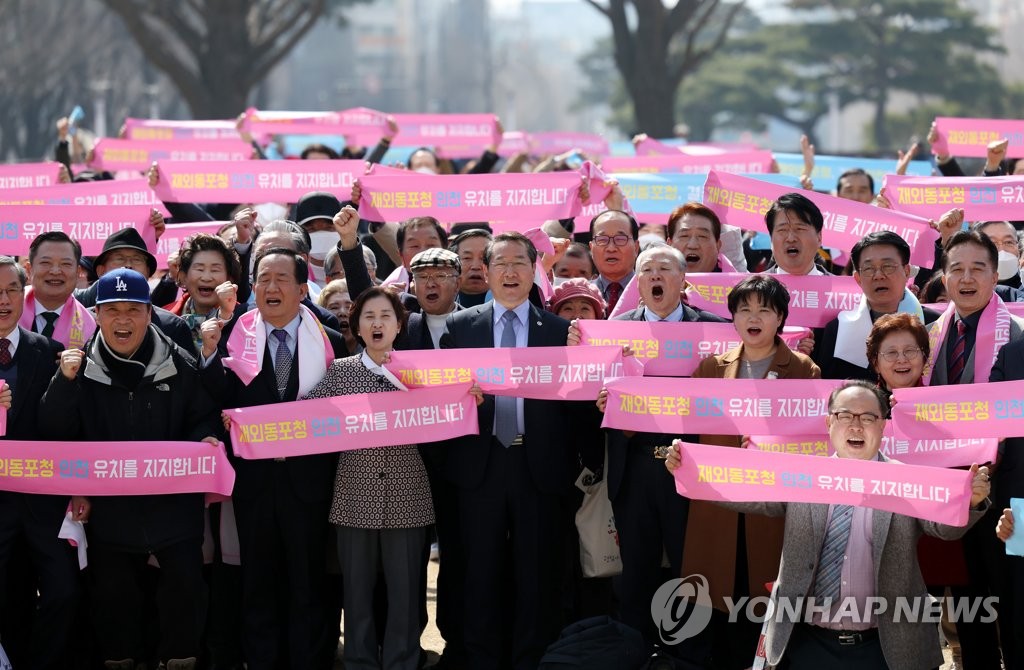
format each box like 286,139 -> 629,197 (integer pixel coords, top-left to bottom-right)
0,256 -> 27,286
635,244 -> 686,273
261,219 -> 310,255
322,244 -> 378,276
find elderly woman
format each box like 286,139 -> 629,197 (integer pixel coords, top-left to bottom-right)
682,274 -> 820,668
546,278 -> 606,321
302,287 -> 432,670
164,233 -> 242,351
316,279 -> 356,352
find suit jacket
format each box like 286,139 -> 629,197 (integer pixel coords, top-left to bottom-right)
606,303 -> 727,502
683,340 -> 819,610
439,301 -> 572,493
988,339 -> 1024,507
723,469 -> 988,670
202,324 -> 347,503
927,312 -> 1024,385
813,306 -> 942,381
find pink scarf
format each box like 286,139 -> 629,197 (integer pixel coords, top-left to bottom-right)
924,292 -> 1012,385
18,289 -> 96,349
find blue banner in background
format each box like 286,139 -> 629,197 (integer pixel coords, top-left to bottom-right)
773,153 -> 934,188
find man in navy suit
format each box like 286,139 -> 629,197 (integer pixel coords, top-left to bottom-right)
440,232 -> 573,670
0,255 -> 75,670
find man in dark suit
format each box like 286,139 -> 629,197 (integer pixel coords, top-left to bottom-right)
598,245 -> 726,659
0,255 -> 76,670
439,231 -> 572,670
813,231 -> 941,380
199,248 -> 347,670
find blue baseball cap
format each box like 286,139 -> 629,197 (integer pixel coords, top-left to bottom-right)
95,268 -> 151,305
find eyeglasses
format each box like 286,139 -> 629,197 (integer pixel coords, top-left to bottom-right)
879,347 -> 923,362
593,234 -> 632,247
858,263 -> 902,277
830,411 -> 881,426
412,272 -> 458,283
0,287 -> 24,299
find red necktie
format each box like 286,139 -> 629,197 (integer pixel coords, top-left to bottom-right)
0,338 -> 11,367
948,320 -> 968,385
606,282 -> 622,315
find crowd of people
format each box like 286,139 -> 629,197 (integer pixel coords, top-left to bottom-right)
0,114 -> 1023,670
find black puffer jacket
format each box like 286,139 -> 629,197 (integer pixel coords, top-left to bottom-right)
39,325 -> 221,551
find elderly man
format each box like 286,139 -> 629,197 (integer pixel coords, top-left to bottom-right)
589,210 -> 639,314
765,193 -> 830,276
39,268 -> 220,670
975,219 -> 1024,289
450,228 -> 492,308
813,231 -> 941,380
0,256 -> 73,670
21,231 -> 95,349
199,248 -> 346,670
666,380 -> 991,670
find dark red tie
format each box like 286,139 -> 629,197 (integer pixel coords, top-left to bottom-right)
606,282 -> 622,315
0,338 -> 11,367
948,320 -> 968,385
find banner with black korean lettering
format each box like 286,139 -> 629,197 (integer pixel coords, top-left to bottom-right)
385,345 -> 643,401
602,376 -> 843,435
227,384 -> 479,460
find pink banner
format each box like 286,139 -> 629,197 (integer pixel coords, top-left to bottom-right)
0,205 -> 156,256
576,320 -> 809,376
227,383 -> 478,460
703,171 -> 939,266
392,113 -> 500,158
0,179 -> 169,216
0,441 -> 234,496
530,132 -> 609,157
602,376 -> 842,435
497,131 -> 533,157
932,116 -> 1024,159
123,118 -> 241,141
685,272 -> 864,328
882,174 -> 1024,222
152,159 -> 362,204
385,345 -> 642,401
242,107 -> 389,145
0,162 -> 64,189
749,433 -> 997,468
891,381 -> 1024,440
91,138 -> 254,172
673,440 -> 974,526
155,221 -> 229,266
635,137 -> 688,155
602,151 -> 773,175
358,171 -> 583,223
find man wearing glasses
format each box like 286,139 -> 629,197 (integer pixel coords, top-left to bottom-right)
588,209 -> 640,315
813,231 -> 941,380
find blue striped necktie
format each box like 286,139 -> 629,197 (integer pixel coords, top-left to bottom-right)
813,504 -> 854,601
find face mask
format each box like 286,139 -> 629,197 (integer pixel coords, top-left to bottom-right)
310,263 -> 327,286
309,231 -> 339,260
998,250 -> 1020,281
552,276 -> 572,287
413,166 -> 437,175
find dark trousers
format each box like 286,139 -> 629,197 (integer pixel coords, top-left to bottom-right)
460,440 -> 565,670
233,472 -> 332,670
89,538 -> 206,663
610,449 -> 689,650
336,525 -> 428,670
780,623 -> 887,670
951,509 -> 1004,669
0,493 -> 80,670
997,554 -> 1024,670
430,464 -> 468,663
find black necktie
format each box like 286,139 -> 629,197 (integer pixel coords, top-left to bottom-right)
40,312 -> 59,338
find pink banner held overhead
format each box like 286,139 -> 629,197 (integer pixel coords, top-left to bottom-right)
531,132 -> 610,158
602,376 -> 843,435
703,171 -> 939,267
0,441 -> 235,497
0,205 -> 156,256
91,138 -> 254,172
601,151 -> 774,175
385,346 -> 642,401
684,272 -> 865,328
227,384 -> 479,460
358,171 -> 584,223
931,117 -> 1024,159
891,380 -> 1024,440
882,174 -> 1024,222
392,113 -> 501,158
152,159 -> 363,203
497,131 -> 533,157
576,320 -> 809,376
749,433 -> 998,468
242,107 -> 390,145
0,179 -> 169,216
0,162 -> 64,189
123,118 -> 241,141
673,440 -> 975,527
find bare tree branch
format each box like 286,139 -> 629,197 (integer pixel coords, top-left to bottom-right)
583,0 -> 611,18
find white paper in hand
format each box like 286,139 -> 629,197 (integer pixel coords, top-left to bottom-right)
58,511 -> 88,569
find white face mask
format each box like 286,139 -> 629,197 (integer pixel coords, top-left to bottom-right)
998,250 -> 1020,281
308,231 -> 339,286
413,166 -> 437,175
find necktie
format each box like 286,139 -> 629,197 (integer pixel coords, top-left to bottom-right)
948,320 -> 969,385
0,338 -> 11,367
272,329 -> 292,399
606,282 -> 622,314
813,504 -> 854,602
40,312 -> 59,338
495,311 -> 519,447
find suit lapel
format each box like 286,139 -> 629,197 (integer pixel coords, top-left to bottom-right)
527,304 -> 546,347
7,329 -> 39,425
476,304 -> 495,347
810,503 -> 829,557
871,508 -> 893,579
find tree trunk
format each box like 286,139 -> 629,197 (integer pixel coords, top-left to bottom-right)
872,90 -> 890,151
629,81 -> 678,137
